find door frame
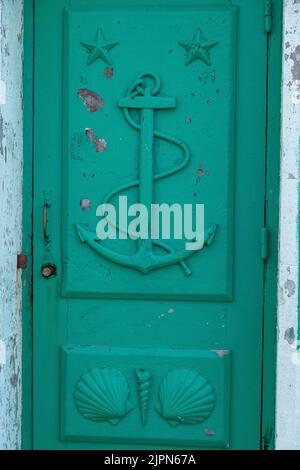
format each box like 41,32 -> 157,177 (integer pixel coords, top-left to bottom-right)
260,0 -> 283,450
21,0 -> 283,450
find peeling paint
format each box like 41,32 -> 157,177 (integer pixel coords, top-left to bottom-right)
80,198 -> 91,211
85,128 -> 107,153
284,327 -> 296,345
284,279 -> 296,297
77,88 -> 104,112
276,0 -> 300,451
104,67 -> 113,78
204,429 -> 215,436
290,45 -> 300,76
287,44 -> 300,104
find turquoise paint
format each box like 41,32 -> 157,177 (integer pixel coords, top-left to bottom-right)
21,0 -> 283,450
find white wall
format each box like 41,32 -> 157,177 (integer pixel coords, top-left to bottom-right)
276,0 -> 300,450
0,0 -> 23,450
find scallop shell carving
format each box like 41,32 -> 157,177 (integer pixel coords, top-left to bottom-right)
155,369 -> 216,427
135,368 -> 152,426
74,368 -> 134,425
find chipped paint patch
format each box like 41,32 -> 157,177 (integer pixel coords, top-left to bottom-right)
196,163 -> 210,178
212,349 -> 228,358
290,45 -> 300,81
287,44 -> 300,104
77,89 -> 104,112
284,279 -> 296,297
204,429 -> 215,436
104,67 -> 113,78
80,198 -> 91,211
85,128 -> 107,153
284,327 -> 296,345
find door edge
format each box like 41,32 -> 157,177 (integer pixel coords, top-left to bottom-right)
260,0 -> 283,451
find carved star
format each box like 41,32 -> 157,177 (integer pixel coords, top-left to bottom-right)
81,29 -> 119,66
178,28 -> 218,66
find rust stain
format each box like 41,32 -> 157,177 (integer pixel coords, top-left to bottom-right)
77,89 -> 104,112
16,254 -> 27,269
85,128 -> 107,153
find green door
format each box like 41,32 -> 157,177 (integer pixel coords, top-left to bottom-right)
33,0 -> 270,449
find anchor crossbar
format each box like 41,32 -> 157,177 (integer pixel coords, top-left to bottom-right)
118,96 -> 176,109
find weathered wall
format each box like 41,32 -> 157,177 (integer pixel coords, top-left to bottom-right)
0,0 -> 23,450
276,0 -> 300,450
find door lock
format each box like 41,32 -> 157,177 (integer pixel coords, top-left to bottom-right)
41,263 -> 57,279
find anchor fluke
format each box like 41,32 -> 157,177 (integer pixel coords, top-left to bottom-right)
75,223 -> 217,275
76,223 -> 87,243
204,224 -> 217,246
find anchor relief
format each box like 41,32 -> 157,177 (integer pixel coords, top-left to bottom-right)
76,72 -> 217,275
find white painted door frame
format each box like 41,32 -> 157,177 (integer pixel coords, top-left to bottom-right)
276,0 -> 300,450
0,0 -> 23,450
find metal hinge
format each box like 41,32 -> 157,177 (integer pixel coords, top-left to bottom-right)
261,425 -> 273,450
261,228 -> 269,260
17,253 -> 27,269
265,0 -> 272,33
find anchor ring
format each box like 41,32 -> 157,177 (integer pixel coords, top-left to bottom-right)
135,72 -> 161,95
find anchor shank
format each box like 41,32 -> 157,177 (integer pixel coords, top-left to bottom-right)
139,96 -> 154,252
117,77 -> 176,256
